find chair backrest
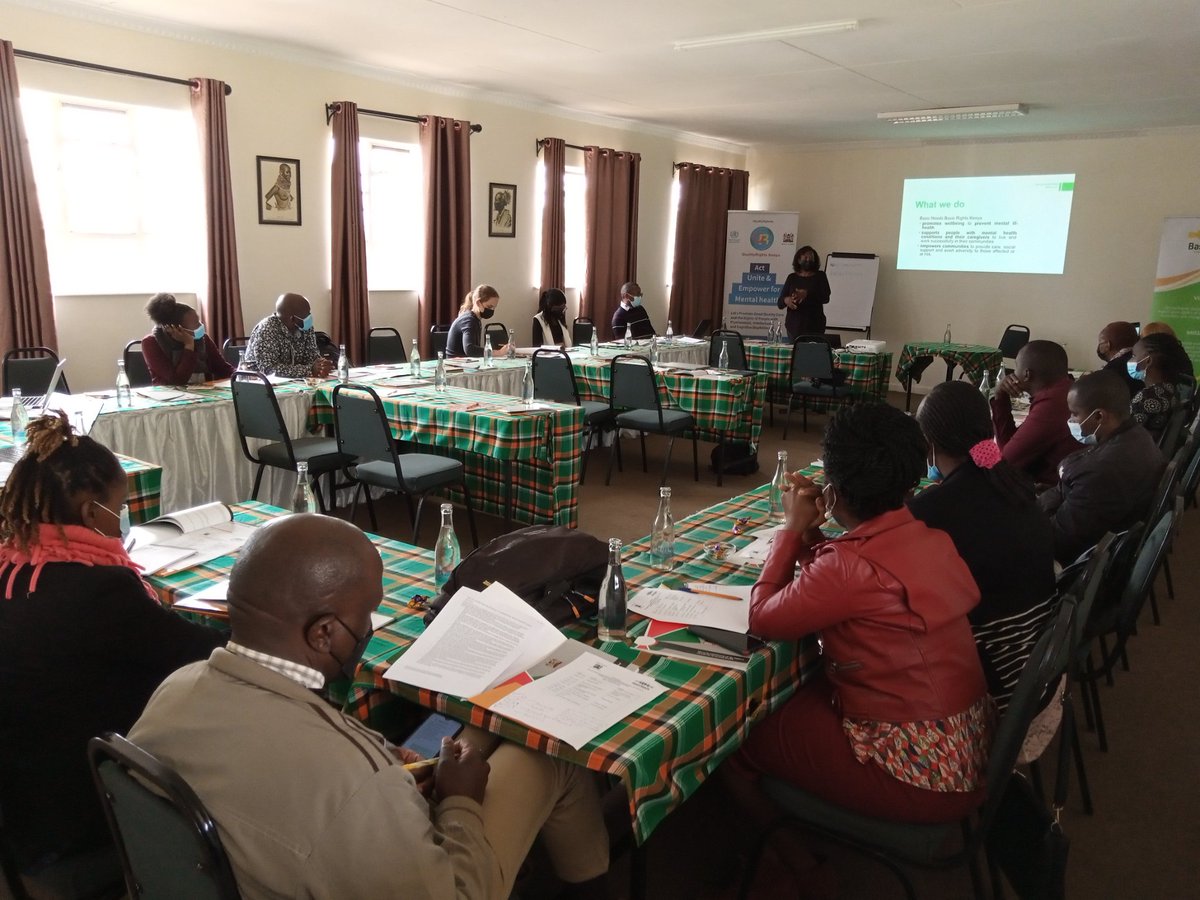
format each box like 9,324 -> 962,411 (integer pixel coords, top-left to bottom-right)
430,325 -> 450,356
609,355 -> 662,420
531,349 -> 581,405
367,327 -> 406,365
332,384 -> 397,465
1068,531 -> 1117,655
221,337 -> 249,368
230,372 -> 292,463
691,318 -> 712,339
123,341 -> 154,388
1139,457 -> 1179,555
484,322 -> 508,349
796,332 -> 841,349
1157,405 -> 1189,454
572,317 -> 596,346
998,324 -> 1031,360
708,330 -> 748,370
788,339 -> 835,383
88,733 -> 241,900
1178,430 -> 1200,505
1116,507 -> 1176,636
2,347 -> 68,397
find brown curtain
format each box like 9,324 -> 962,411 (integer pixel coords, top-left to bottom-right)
669,163 -> 749,333
329,101 -> 369,364
190,77 -> 244,346
419,115 -> 472,356
0,40 -> 57,355
582,146 -> 640,335
539,137 -> 566,294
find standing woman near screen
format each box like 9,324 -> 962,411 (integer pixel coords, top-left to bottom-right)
777,245 -> 831,339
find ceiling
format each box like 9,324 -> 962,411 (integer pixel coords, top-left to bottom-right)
22,0 -> 1200,147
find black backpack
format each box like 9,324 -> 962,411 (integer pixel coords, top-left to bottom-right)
424,525 -> 609,628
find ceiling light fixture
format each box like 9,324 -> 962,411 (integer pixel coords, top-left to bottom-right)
673,20 -> 860,51
878,104 -> 1029,124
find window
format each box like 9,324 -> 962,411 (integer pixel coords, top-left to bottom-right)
21,91 -> 205,296
359,140 -> 423,290
533,161 -> 587,289
665,174 -> 682,288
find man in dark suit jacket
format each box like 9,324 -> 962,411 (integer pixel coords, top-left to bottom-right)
1095,321 -> 1141,398
1039,371 -> 1166,564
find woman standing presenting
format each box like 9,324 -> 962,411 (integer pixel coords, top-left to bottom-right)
777,245 -> 831,338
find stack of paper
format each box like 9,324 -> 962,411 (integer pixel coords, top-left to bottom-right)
129,502 -> 258,574
627,583 -> 751,633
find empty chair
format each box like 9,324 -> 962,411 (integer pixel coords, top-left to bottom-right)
2,347 -> 69,397
691,318 -> 712,339
122,341 -> 154,388
221,336 -> 249,368
88,733 -> 241,900
231,372 -> 353,511
783,339 -> 846,438
531,349 -> 615,484
367,327 -> 407,365
707,329 -> 748,370
998,324 -> 1031,362
604,354 -> 698,487
796,332 -> 841,349
429,325 -> 450,357
332,383 -> 478,547
572,317 -> 596,347
484,322 -> 509,350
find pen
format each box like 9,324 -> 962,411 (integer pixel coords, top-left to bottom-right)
403,757 -> 439,772
680,586 -> 743,601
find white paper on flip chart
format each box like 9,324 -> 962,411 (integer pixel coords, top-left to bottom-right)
627,585 -> 750,633
486,654 -> 665,750
384,583 -> 565,698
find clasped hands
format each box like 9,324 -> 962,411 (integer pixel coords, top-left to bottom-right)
780,471 -> 829,544
784,288 -> 807,310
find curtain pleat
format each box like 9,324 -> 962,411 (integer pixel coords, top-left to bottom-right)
419,116 -> 472,357
539,137 -> 566,294
190,77 -> 244,347
668,164 -> 749,334
582,146 -> 640,335
329,101 -> 369,363
0,39 -> 57,361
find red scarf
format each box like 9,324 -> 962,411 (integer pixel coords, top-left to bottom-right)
0,523 -> 157,601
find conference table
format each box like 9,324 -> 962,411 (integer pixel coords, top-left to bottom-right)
742,341 -> 893,413
149,496 -> 821,847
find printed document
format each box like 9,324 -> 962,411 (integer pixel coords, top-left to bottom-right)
628,583 -> 751,633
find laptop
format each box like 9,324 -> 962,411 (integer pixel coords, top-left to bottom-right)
17,358 -> 68,412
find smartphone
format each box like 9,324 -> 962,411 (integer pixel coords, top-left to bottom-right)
686,625 -> 766,656
399,713 -> 464,759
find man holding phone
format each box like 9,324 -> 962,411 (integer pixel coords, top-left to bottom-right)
130,514 -> 610,899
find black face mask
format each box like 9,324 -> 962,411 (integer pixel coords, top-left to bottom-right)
330,616 -> 373,681
480,307 -> 495,319
799,257 -> 817,272
552,307 -> 567,319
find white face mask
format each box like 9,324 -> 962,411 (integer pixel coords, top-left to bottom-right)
1067,409 -> 1099,445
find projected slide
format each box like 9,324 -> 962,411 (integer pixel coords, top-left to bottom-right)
896,174 -> 1076,274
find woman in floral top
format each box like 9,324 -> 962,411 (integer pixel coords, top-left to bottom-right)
1129,333 -> 1192,443
731,403 -> 992,826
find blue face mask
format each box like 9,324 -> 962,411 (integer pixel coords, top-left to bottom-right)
1067,409 -> 1099,445
1127,357 -> 1147,381
295,313 -> 314,332
192,323 -> 206,342
927,462 -> 943,482
94,500 -> 131,540
631,296 -> 644,308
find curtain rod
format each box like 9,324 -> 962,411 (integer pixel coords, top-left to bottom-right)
536,138 -> 587,154
325,102 -> 482,133
13,49 -> 232,95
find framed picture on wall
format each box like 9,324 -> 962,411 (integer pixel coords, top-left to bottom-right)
257,156 -> 302,226
488,182 -> 516,238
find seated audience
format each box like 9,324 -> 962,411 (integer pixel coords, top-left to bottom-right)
141,293 -> 233,386
730,403 -> 991,827
129,514 -> 610,899
1094,321 -> 1141,398
0,414 -> 223,890
447,284 -> 506,357
610,281 -> 656,339
532,288 -> 573,348
243,292 -> 333,378
1129,332 -> 1192,442
1040,371 -> 1165,565
910,381 -> 1057,712
991,340 -> 1079,485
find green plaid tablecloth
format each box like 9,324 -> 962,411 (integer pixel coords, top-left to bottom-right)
743,343 -> 893,413
895,342 -> 1003,386
309,383 -> 582,527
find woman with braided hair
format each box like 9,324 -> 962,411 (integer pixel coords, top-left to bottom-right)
0,413 -> 223,891
910,380 -> 1057,713
1129,331 -> 1194,442
730,402 -> 991,841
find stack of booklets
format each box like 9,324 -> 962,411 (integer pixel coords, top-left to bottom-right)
128,502 -> 258,576
628,583 -> 759,670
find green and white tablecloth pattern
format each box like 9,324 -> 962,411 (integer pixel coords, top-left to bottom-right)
742,342 -> 893,413
895,341 -> 1003,387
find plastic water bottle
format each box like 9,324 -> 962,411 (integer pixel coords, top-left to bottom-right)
483,339 -> 494,368
116,360 -> 132,408
409,339 -> 421,377
718,339 -> 730,370
650,487 -> 676,572
944,324 -> 952,344
292,461 -> 317,514
521,362 -> 535,405
336,344 -> 350,383
597,538 -> 628,641
10,389 -> 28,451
507,329 -> 517,359
435,351 -> 447,391
433,503 -> 461,592
979,369 -> 991,398
665,320 -> 674,342
768,450 -> 788,524
649,336 -> 659,367
590,326 -> 599,356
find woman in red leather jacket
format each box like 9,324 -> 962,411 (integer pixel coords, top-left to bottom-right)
735,402 -> 992,826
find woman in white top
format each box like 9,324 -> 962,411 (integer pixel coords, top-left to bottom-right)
531,289 -> 573,349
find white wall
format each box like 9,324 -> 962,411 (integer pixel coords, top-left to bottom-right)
2,3 -> 745,390
749,131 -> 1200,386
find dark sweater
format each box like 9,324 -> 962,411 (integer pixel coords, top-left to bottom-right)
777,271 -> 831,338
446,310 -> 485,357
611,304 -> 655,339
141,331 -> 234,386
0,562 -> 224,868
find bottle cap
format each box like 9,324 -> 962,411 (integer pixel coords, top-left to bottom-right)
660,486 -> 671,497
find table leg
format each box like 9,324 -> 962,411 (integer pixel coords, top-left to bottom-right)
504,459 -> 513,531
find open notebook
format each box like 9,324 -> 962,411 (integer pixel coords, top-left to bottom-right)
128,502 -> 258,575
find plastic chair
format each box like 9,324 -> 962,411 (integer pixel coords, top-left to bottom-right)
783,339 -> 845,438
230,372 -> 352,512
331,384 -> 478,547
221,337 -> 249,368
1137,454 -> 1182,619
741,595 -> 1077,900
604,355 -> 697,487
532,349 -> 614,484
367,327 -> 406,365
2,347 -> 69,397
429,325 -> 450,357
998,324 -> 1031,361
88,733 -> 241,900
122,341 -> 154,388
484,322 -> 509,350
707,330 -> 748,370
572,317 -> 596,346
1157,405 -> 1188,455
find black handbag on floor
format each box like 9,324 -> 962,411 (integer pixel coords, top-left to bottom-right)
986,767 -> 1069,898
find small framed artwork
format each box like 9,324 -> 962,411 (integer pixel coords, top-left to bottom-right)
257,156 -> 302,226
488,182 -> 516,238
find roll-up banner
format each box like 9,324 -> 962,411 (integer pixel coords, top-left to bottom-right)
1150,217 -> 1200,374
723,211 -> 800,338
